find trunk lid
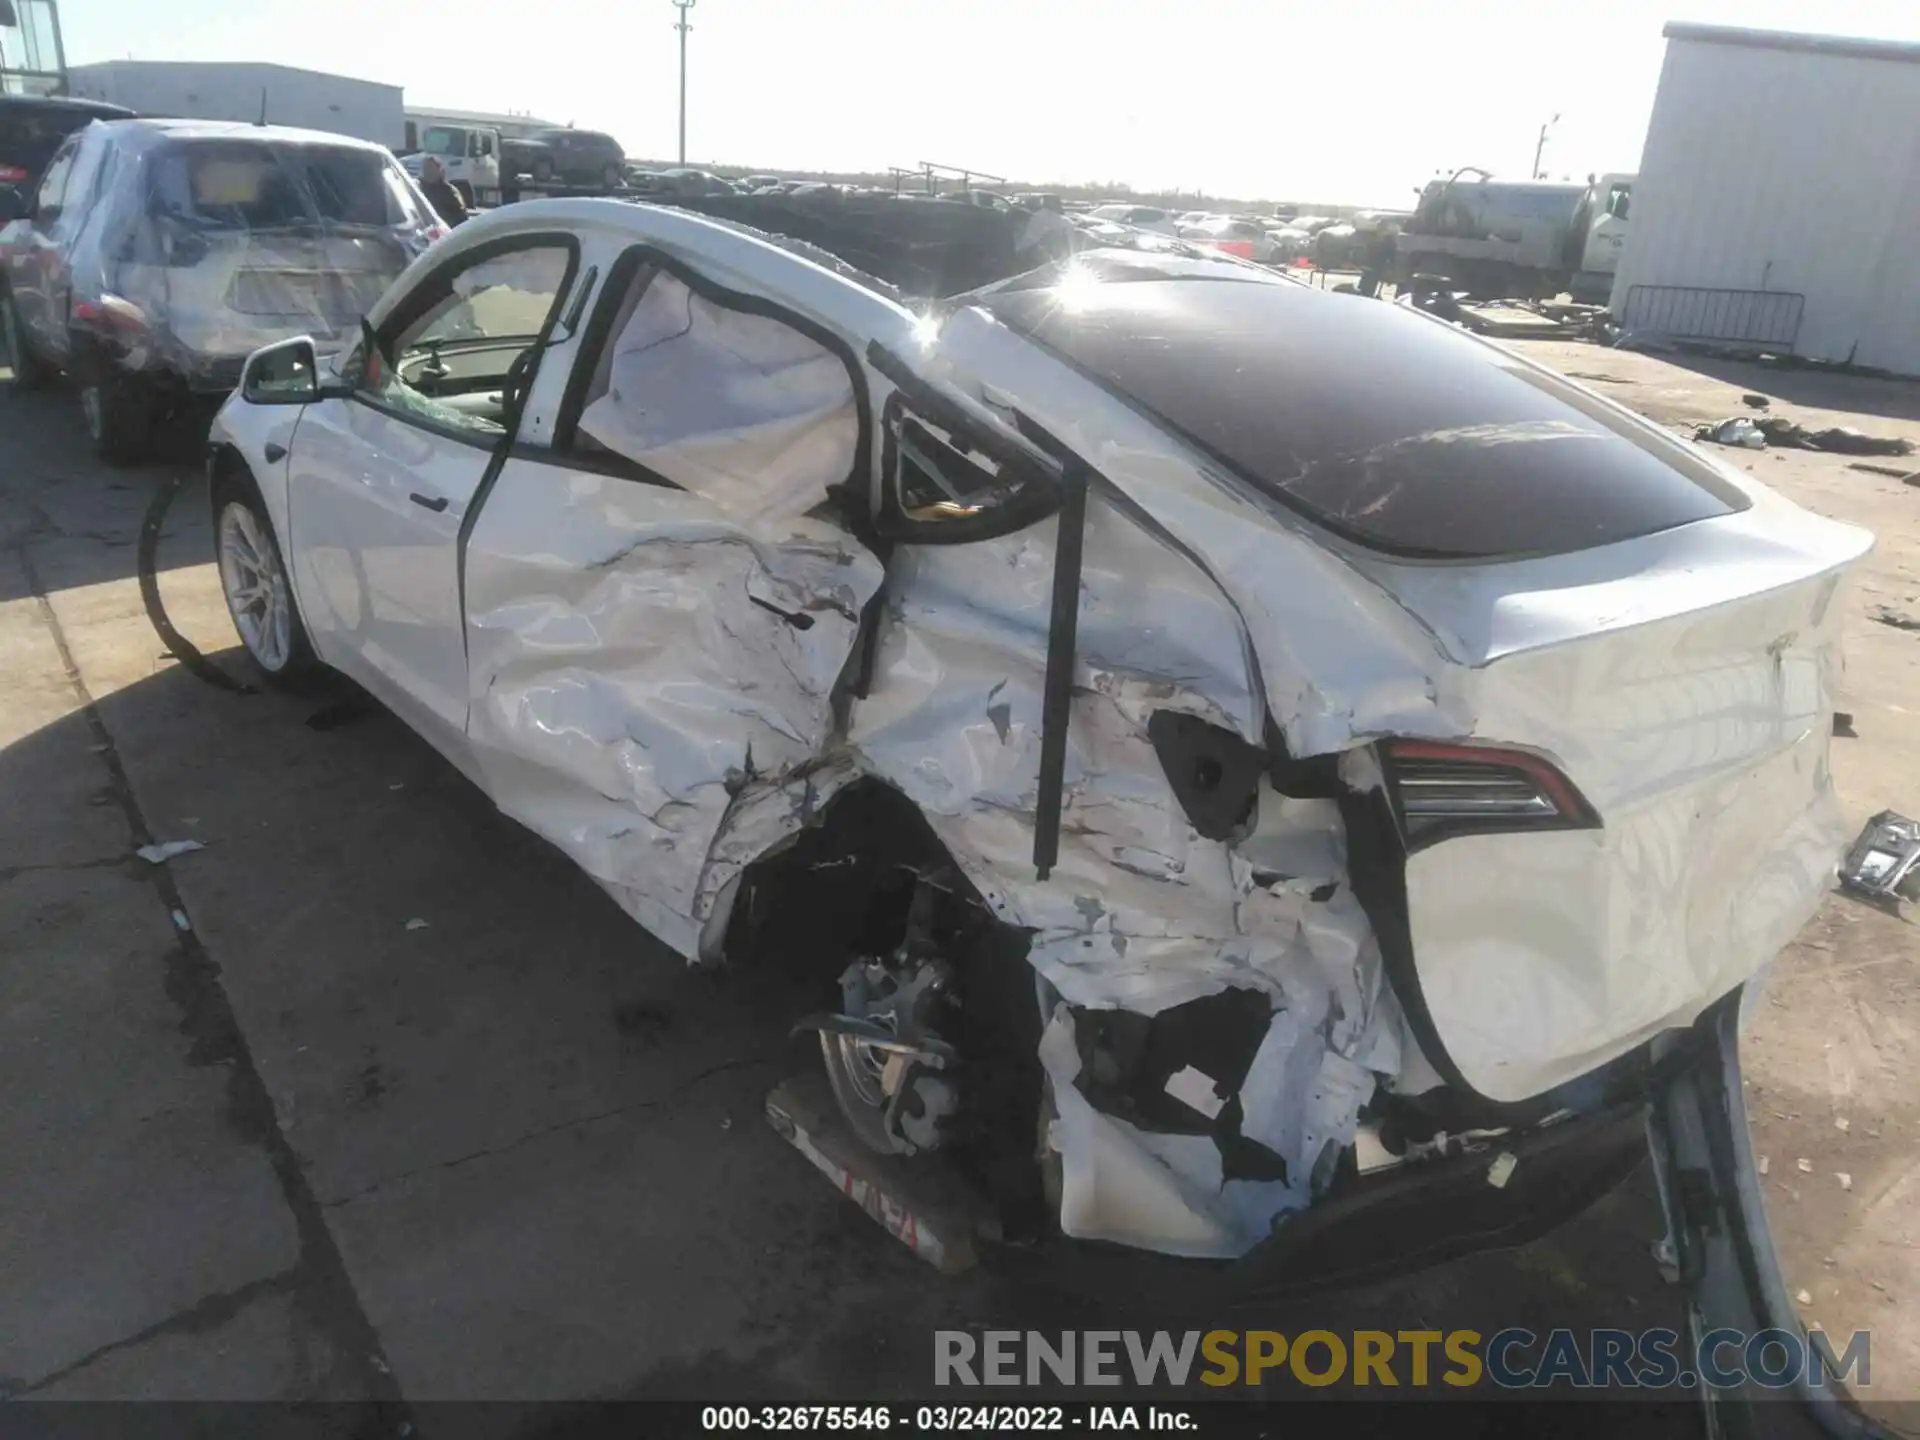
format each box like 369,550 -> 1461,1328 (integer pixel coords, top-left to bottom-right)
1350,496 -> 1870,1102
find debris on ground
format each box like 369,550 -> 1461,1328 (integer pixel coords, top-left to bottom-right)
1798,1289 -> 1814,1306
1836,1117 -> 1851,1133
1697,416 -> 1767,448
1839,1173 -> 1854,1191
1847,462 -> 1919,480
1871,607 -> 1920,632
1742,393 -> 1770,409
405,917 -> 430,931
136,839 -> 206,864
1694,412 -> 1915,456
1760,1155 -> 1771,1175
1833,712 -> 1857,737
1798,1157 -> 1815,1173
170,908 -> 192,931
1486,1152 -> 1519,1189
1839,810 -> 1920,902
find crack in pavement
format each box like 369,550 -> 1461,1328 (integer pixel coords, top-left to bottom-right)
2,1269 -> 301,1398
0,854 -> 134,883
15,543 -> 412,1422
321,1053 -> 775,1210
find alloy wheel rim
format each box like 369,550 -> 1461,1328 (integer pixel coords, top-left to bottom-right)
217,503 -> 292,671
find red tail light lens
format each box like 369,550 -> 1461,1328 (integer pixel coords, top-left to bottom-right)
0,164 -> 28,185
1381,740 -> 1598,849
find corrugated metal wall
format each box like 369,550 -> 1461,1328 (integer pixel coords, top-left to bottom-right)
65,62 -> 406,151
1612,34 -> 1920,374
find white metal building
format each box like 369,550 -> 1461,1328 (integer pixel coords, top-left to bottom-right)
64,61 -> 406,151
1611,23 -> 1920,375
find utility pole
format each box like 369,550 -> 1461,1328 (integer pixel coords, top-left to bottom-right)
673,0 -> 697,165
1532,113 -> 1560,180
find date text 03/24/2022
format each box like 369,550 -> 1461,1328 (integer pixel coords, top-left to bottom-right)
700,1405 -> 1193,1431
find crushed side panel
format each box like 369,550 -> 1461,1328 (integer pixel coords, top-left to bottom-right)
462,463 -> 883,957
848,493 -> 1405,1256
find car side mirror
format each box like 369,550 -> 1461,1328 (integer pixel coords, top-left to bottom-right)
0,186 -> 24,224
240,336 -> 321,405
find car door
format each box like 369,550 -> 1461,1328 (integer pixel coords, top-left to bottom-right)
5,131 -> 78,354
457,244 -> 885,954
285,234 -> 578,762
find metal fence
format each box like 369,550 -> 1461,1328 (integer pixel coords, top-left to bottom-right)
1620,285 -> 1805,350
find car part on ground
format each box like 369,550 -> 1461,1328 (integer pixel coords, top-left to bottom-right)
0,118 -> 437,462
1838,810 -> 1920,903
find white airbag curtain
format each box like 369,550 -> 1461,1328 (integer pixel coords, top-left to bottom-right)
578,272 -> 858,525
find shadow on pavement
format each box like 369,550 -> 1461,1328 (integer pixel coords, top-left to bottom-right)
0,630 -> 1695,1413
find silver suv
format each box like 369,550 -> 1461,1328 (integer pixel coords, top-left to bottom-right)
0,118 -> 439,463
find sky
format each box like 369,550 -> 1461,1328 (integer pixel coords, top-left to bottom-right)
53,0 -> 1920,206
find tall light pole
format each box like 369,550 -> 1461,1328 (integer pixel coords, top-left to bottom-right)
1532,113 -> 1560,180
673,0 -> 696,165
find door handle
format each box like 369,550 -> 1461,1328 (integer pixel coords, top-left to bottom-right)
263,442 -> 287,463
409,492 -> 449,513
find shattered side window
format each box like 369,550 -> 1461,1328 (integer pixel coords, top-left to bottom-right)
571,267 -> 859,523
358,243 -> 572,441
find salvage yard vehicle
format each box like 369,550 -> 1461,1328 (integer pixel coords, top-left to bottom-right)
0,118 -> 439,463
1395,167 -> 1636,304
205,197 -> 1873,1428
517,127 -> 626,189
0,93 -> 134,192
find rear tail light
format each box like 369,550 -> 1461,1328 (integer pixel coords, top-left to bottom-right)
72,294 -> 153,336
1380,740 -> 1598,849
0,164 -> 27,185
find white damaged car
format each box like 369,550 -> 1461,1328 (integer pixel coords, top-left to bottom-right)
207,198 -> 1873,1420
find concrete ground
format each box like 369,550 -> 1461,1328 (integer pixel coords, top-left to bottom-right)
0,328 -> 1913,1429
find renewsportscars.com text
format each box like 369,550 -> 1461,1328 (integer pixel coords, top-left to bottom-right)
934,1328 -> 1871,1391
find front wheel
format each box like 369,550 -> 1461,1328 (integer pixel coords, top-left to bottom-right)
214,478 -> 323,689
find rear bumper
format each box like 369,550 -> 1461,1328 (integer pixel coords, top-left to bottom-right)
989,1098 -> 1648,1306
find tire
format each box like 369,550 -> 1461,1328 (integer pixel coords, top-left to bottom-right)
79,369 -> 156,466
3,293 -> 56,392
531,156 -> 554,184
212,466 -> 323,690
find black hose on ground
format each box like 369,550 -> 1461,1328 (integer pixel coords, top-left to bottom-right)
138,464 -> 257,695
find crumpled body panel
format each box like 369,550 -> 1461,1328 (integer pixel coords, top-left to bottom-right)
423,217 -> 1873,1262
464,462 -> 883,957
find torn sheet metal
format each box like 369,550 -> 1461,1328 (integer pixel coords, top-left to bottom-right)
578,269 -> 859,525
462,462 -> 883,955
920,287 -> 1867,1105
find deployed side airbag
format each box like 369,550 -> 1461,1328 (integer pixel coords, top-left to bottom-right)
578,271 -> 858,524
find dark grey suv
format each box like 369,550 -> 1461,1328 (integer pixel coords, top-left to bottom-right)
522,128 -> 626,188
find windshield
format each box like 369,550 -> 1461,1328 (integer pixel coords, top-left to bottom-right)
149,141 -> 426,231
422,127 -> 464,156
982,269 -> 1747,560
